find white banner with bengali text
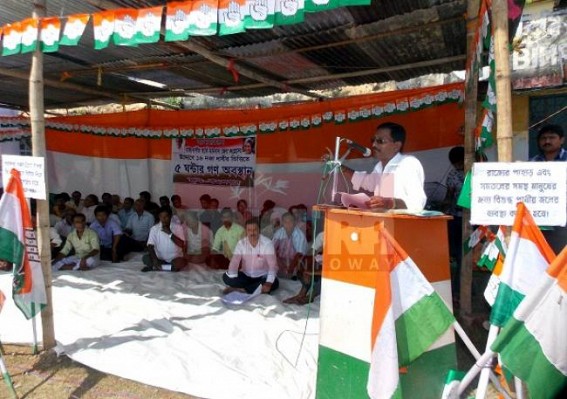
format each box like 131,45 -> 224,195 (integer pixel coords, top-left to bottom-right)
172,136 -> 256,187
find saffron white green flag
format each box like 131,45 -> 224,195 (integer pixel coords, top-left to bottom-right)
60,14 -> 90,46
165,1 -> 192,41
367,225 -> 455,398
113,9 -> 139,46
188,0 -> 219,36
40,17 -> 61,53
136,6 -> 163,44
2,22 -> 23,56
482,227 -> 507,306
0,169 -> 46,320
219,0 -> 246,35
20,18 -> 39,54
489,202 -> 556,327
275,0 -> 305,25
491,245 -> 567,399
93,11 -> 115,50
243,0 -> 276,29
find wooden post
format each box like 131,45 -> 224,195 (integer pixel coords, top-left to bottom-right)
492,0 -> 514,162
30,0 -> 56,350
460,0 -> 481,317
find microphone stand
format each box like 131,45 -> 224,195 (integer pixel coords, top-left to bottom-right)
327,137 -> 350,204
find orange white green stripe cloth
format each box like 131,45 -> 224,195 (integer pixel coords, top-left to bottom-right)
489,202 -> 556,327
491,245 -> 567,399
0,169 -> 46,319
367,226 -> 455,398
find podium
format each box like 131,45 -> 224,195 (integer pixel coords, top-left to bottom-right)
314,207 -> 456,399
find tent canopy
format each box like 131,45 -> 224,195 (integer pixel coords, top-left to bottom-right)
0,0 -> 467,110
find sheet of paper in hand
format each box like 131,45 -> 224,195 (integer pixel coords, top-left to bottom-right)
221,285 -> 262,305
340,192 -> 371,209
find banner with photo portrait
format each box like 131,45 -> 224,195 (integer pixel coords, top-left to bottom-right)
172,136 -> 256,187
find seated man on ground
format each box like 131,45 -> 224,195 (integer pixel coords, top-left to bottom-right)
82,194 -> 99,224
207,208 -> 245,269
52,213 -> 100,271
124,199 -> 155,252
118,197 -> 135,229
90,205 -> 129,262
223,217 -> 279,294
142,206 -> 187,272
272,212 -> 308,278
184,211 -> 213,264
66,190 -> 84,212
54,208 -> 76,239
284,230 -> 324,305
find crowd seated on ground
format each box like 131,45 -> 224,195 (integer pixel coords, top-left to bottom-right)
1,188 -> 320,304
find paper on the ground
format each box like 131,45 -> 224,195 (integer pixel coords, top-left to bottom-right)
221,284 -> 262,305
340,192 -> 371,209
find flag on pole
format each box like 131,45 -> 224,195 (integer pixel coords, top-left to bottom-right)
93,11 -> 115,50
60,14 -> 90,46
275,0 -> 305,25
481,227 -> 508,306
113,9 -> 139,46
491,245 -> 567,399
165,1 -> 193,41
136,6 -> 163,44
243,0 -> 276,29
1,22 -> 22,56
489,202 -> 556,327
463,225 -> 488,255
367,225 -> 455,398
189,0 -> 219,36
0,169 -> 47,320
40,17 -> 61,53
218,0 -> 246,36
20,18 -> 39,54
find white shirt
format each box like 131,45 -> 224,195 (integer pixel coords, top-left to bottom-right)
147,222 -> 185,263
227,235 -> 278,283
186,222 -> 213,254
351,152 -> 426,211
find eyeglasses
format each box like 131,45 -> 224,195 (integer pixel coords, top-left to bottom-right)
371,137 -> 392,145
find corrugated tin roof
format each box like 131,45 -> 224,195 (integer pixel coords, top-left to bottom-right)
0,0 -> 468,110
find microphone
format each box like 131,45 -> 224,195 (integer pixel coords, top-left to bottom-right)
345,139 -> 372,157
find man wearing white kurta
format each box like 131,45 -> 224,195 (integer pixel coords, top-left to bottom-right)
223,218 -> 279,294
142,207 -> 187,272
343,122 -> 426,212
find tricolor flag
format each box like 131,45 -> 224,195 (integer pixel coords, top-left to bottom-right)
189,0 -> 219,36
491,245 -> 567,399
482,227 -> 507,306
2,22 -> 23,56
463,225 -> 488,255
113,9 -> 139,46
243,0 -> 276,29
489,202 -> 556,327
165,1 -> 193,41
40,17 -> 61,53
275,0 -> 305,25
367,226 -> 455,398
60,14 -> 90,46
20,18 -> 39,54
218,0 -> 246,36
0,169 -> 46,319
93,11 -> 115,50
136,6 -> 163,44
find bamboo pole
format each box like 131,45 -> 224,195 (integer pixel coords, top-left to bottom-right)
460,0 -> 481,317
492,0 -> 514,163
30,0 -> 56,351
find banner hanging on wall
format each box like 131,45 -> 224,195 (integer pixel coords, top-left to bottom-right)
172,136 -> 256,187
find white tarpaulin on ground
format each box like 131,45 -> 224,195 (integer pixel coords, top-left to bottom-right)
0,255 -> 319,399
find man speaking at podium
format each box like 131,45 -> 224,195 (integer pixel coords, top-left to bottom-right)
341,122 -> 427,212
